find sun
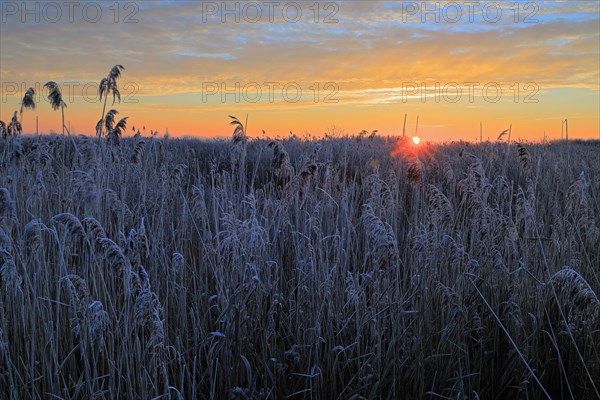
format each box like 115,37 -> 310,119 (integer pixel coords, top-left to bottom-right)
412,136 -> 421,145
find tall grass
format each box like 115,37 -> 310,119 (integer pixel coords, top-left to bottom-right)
0,131 -> 598,399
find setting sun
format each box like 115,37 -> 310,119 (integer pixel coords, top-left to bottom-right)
412,136 -> 421,145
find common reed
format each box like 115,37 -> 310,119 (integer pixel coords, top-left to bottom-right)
0,130 -> 597,399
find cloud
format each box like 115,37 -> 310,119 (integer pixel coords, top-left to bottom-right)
1,1 -> 598,138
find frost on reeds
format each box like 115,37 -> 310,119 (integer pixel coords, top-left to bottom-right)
267,141 -> 294,179
516,142 -> 530,170
566,172 -> 599,246
219,195 -> 267,258
52,213 -> 86,241
170,164 -> 188,191
62,274 -> 92,334
0,227 -> 13,255
0,259 -> 21,296
406,157 -> 423,184
22,219 -> 45,251
460,150 -> 486,184
426,184 -> 454,227
83,216 -> 107,245
362,203 -> 399,270
0,127 -> 598,399
71,170 -> 99,210
131,139 -> 146,164
0,188 -> 13,221
125,219 -> 150,266
63,274 -> 111,351
98,238 -> 131,278
104,189 -> 133,223
79,135 -> 98,172
299,160 -> 318,183
544,267 -> 600,395
134,279 -> 166,349
515,182 -> 537,236
548,267 -> 599,338
87,300 -> 111,350
191,184 -> 209,232
172,252 -> 184,275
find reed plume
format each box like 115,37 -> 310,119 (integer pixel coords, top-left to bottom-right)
516,142 -> 530,170
268,141 -> 294,179
98,65 -> 125,137
43,81 -> 67,135
7,111 -> 22,136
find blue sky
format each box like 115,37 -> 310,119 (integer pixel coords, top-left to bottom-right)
1,1 -> 598,139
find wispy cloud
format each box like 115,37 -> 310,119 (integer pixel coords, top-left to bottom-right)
1,0 -> 598,139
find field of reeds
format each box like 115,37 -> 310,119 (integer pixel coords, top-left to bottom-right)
0,123 -> 598,399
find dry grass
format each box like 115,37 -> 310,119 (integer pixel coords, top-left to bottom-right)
0,130 -> 598,399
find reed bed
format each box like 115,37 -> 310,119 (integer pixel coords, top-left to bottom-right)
0,130 -> 598,399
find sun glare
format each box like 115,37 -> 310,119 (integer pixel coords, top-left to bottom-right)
412,136 -> 421,145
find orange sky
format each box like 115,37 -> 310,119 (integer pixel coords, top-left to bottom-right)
1,1 -> 599,141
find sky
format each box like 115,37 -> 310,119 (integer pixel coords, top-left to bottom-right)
1,0 -> 599,141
